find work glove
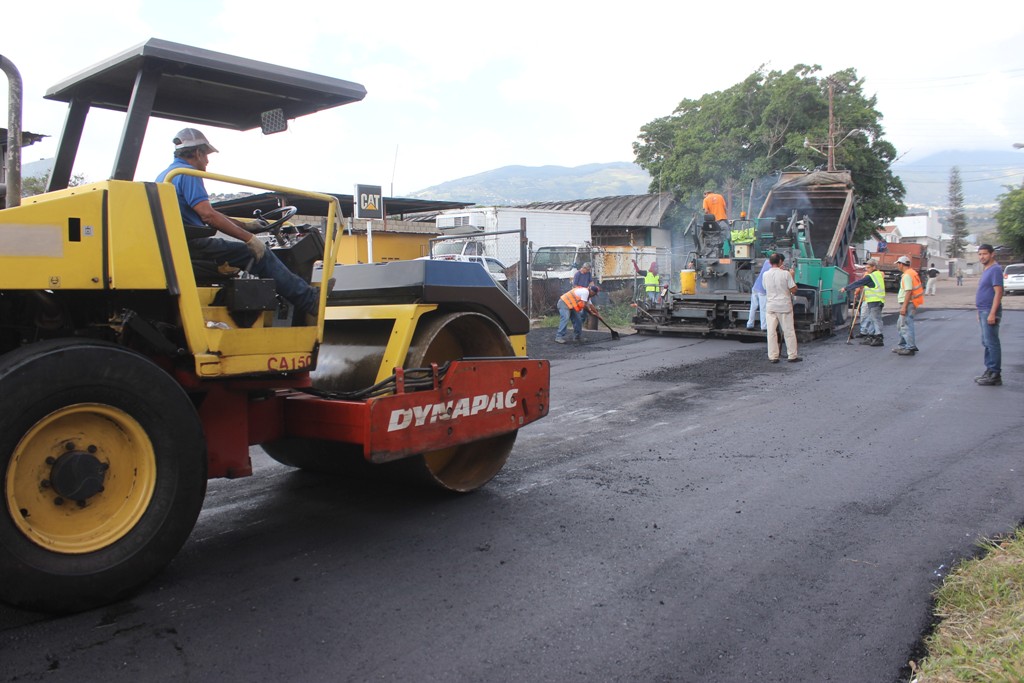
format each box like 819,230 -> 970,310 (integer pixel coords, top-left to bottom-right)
246,236 -> 266,262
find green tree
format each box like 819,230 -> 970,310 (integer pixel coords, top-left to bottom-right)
945,166 -> 969,258
21,172 -> 87,197
994,184 -> 1024,259
633,65 -> 905,241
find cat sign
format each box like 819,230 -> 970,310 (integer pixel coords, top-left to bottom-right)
355,184 -> 383,219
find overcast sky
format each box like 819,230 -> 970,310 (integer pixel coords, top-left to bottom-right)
5,0 -> 1023,197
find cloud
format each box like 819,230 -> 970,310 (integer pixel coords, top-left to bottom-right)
7,0 -> 1024,193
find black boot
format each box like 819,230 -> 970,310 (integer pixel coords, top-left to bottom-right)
869,335 -> 884,347
976,373 -> 1002,386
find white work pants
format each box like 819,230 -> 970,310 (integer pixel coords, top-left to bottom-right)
767,309 -> 798,360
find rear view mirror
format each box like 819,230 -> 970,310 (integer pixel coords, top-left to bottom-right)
260,108 -> 288,135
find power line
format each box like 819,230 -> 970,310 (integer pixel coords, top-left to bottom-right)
894,167 -> 1024,175
898,171 -> 1024,185
869,67 -> 1024,87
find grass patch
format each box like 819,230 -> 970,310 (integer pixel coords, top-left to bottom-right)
534,300 -> 637,330
910,527 -> 1024,681
597,301 -> 636,328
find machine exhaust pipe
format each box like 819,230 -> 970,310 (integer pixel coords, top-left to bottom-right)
1,54 -> 23,208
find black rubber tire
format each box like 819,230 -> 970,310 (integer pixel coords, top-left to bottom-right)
0,339 -> 207,613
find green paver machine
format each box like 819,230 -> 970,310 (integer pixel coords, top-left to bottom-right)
632,170 -> 856,341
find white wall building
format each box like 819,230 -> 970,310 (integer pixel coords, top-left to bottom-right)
860,225 -> 901,259
863,212 -> 948,267
894,212 -> 943,260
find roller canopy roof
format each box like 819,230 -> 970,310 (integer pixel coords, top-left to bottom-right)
44,38 -> 367,131
215,192 -> 472,219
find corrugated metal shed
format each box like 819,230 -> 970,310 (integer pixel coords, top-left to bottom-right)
520,193 -> 676,228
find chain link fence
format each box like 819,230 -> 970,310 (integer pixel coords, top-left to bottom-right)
426,235 -> 694,318
429,230 -> 530,312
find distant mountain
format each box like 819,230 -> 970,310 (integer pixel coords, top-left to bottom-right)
894,150 -> 1024,208
408,162 -> 651,204
22,158 -> 54,180
409,152 -> 1024,211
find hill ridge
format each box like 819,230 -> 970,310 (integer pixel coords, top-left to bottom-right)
408,151 -> 1023,208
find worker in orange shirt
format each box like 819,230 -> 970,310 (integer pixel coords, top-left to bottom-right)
702,190 -> 728,222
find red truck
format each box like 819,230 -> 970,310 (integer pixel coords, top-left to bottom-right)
870,242 -> 929,292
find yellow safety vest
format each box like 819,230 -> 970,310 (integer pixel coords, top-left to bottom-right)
730,227 -> 755,244
864,270 -> 885,303
644,272 -> 659,293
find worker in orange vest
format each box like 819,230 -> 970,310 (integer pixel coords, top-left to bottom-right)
893,255 -> 924,355
556,283 -> 600,344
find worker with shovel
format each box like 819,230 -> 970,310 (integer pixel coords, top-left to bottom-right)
555,283 -> 601,344
841,258 -> 886,346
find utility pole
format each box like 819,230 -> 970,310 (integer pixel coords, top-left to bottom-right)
826,79 -> 836,173
803,77 -> 844,172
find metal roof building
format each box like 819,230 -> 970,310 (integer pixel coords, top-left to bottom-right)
520,193 -> 680,247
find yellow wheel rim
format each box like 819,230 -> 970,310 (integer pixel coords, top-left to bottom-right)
5,403 -> 157,554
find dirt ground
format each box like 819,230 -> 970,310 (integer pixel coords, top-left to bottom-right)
907,273 -> 1024,312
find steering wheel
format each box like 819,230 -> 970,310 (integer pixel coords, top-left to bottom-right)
248,206 -> 298,234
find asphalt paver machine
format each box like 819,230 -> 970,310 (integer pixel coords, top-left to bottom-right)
632,170 -> 856,341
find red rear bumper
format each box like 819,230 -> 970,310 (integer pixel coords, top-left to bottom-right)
282,358 -> 549,462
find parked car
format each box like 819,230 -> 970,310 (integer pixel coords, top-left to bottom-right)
417,253 -> 508,288
1004,263 -> 1024,295
468,256 -> 509,288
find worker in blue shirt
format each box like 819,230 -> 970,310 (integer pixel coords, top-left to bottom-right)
156,128 -> 319,317
572,263 -> 594,327
746,258 -> 771,330
572,262 -> 593,288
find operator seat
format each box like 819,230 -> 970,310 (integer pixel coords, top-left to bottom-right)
183,223 -> 244,285
183,224 -> 277,327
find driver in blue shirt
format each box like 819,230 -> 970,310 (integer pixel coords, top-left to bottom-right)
157,128 -> 319,316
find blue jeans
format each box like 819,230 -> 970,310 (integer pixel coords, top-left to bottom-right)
897,303 -> 917,349
747,292 -> 766,329
978,308 -> 1002,374
188,237 -> 318,314
861,301 -> 883,336
556,299 -> 582,340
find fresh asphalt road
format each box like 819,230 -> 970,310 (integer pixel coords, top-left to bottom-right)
1,308 -> 1021,683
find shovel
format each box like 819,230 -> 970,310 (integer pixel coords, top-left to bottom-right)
590,310 -> 620,340
846,288 -> 862,345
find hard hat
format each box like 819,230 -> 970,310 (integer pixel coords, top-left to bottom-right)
589,283 -> 600,293
895,255 -> 911,266
173,128 -> 219,153
866,258 -> 879,267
